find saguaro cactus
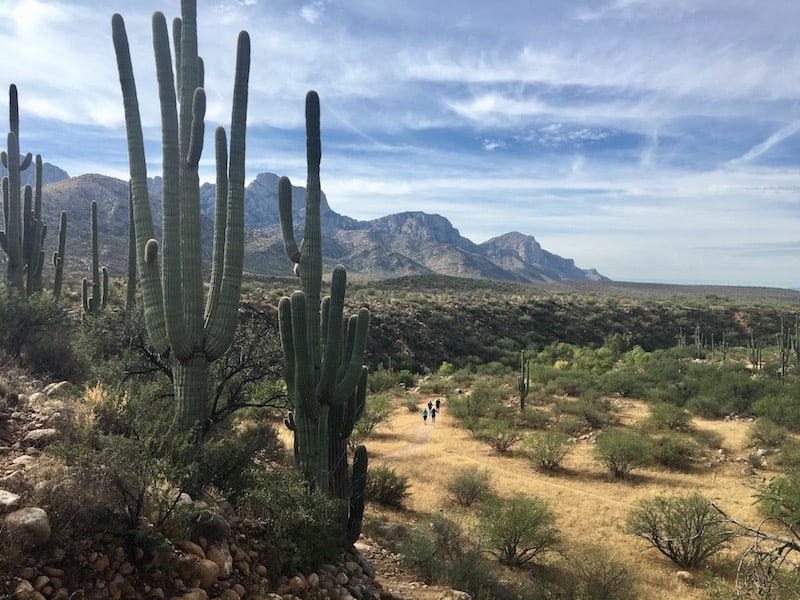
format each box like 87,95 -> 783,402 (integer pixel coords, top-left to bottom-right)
82,200 -> 108,314
126,182 -> 136,311
112,1 -> 250,431
52,211 -> 67,300
1,85 -> 47,297
278,91 -> 370,545
518,349 -> 530,412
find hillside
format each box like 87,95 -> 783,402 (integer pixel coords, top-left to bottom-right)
26,171 -> 605,285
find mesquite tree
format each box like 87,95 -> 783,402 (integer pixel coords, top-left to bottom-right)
278,91 -> 370,546
112,1 -> 250,432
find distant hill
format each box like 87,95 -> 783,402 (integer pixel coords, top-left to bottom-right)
23,169 -> 606,285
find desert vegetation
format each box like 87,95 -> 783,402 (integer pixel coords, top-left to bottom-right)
2,2 -> 800,599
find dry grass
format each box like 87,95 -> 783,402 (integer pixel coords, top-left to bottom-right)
362,392 -> 772,599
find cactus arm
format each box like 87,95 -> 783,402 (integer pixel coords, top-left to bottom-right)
52,211 -> 66,300
347,444 -> 368,546
290,290 -> 319,420
278,295 -> 297,395
278,176 -> 300,263
204,30 -> 249,360
5,133 -> 24,291
333,308 -> 369,403
126,184 -> 136,310
204,126 -> 228,331
112,13 -> 168,355
152,11 -> 192,359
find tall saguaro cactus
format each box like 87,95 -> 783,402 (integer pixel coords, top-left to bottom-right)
112,1 -> 250,431
52,210 -> 67,300
518,349 -> 530,412
1,85 -> 48,297
278,91 -> 370,546
82,200 -> 108,314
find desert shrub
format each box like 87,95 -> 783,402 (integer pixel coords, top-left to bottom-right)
238,468 -> 342,575
554,396 -> 613,429
646,402 -> 693,432
418,374 -> 453,394
404,394 -> 421,412
477,495 -> 558,567
561,544 -> 636,600
365,465 -> 410,508
519,406 -> 552,429
594,429 -> 652,478
690,427 -> 725,450
368,365 -> 417,392
445,467 -> 494,507
599,368 -> 646,399
0,287 -> 81,380
476,420 -> 524,454
554,414 -> 591,436
752,392 -> 800,431
398,513 -> 467,579
448,381 -> 505,431
523,430 -> 572,472
192,418 -> 285,500
747,417 -> 788,449
650,433 -> 701,471
351,393 -> 396,448
625,492 -> 736,569
756,471 -> 800,527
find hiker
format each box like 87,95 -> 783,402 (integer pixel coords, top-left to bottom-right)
435,398 -> 441,412
427,400 -> 433,412
422,408 -> 428,425
431,407 -> 437,424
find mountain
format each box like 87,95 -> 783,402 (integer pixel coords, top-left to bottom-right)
23,170 -> 607,285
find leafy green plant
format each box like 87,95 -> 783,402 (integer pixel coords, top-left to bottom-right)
594,429 -> 653,478
646,402 -> 693,432
350,393 -> 396,448
523,430 -> 572,472
477,495 -> 559,567
650,433 -> 701,471
625,492 -> 735,569
748,417 -> 789,448
562,545 -> 636,600
445,467 -> 494,508
476,420 -> 524,454
365,465 -> 410,508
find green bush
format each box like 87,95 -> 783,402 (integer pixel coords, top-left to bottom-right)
351,393 -> 396,447
594,429 -> 653,478
523,430 -> 572,472
752,393 -> 800,431
477,495 -> 558,567
650,433 -> 701,471
445,467 -> 494,507
562,545 -> 636,600
475,420 -> 524,454
747,417 -> 788,449
238,468 -> 343,575
646,402 -> 693,432
365,465 -> 410,508
756,471 -> 800,527
368,365 -> 418,392
625,492 -> 736,569
554,396 -> 613,429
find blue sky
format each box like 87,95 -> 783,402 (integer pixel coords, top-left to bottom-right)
2,0 -> 800,288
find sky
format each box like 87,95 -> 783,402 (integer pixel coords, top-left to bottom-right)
1,0 -> 800,288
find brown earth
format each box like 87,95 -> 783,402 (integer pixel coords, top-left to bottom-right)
361,390 -> 772,599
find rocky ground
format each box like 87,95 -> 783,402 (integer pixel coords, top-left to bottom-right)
0,371 -> 463,600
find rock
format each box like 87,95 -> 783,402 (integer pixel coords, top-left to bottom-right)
287,575 -> 308,594
23,428 -> 60,447
179,540 -> 206,559
29,392 -> 47,405
11,454 -> 38,469
207,542 -> 233,578
0,489 -> 21,512
436,592 -> 471,600
181,589 -> 208,600
15,580 -> 35,600
676,570 -> 695,586
219,590 -> 240,600
195,559 -> 220,589
2,506 -> 51,547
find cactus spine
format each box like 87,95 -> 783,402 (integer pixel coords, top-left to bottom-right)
1,85 -> 47,297
82,200 -> 108,314
518,349 -> 530,412
112,2 -> 250,431
52,211 -> 67,300
278,91 -> 370,545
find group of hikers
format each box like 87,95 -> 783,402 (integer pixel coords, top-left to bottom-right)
422,398 -> 442,425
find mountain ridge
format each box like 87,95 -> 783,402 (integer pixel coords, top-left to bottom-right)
13,168 -> 608,285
